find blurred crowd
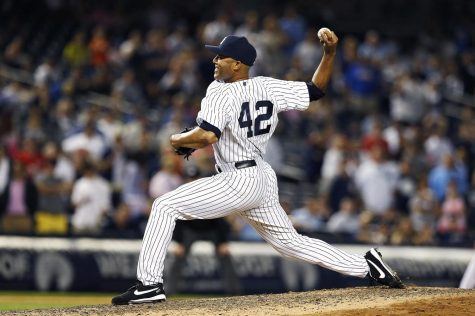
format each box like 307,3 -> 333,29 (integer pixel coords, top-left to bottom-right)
0,1 -> 474,247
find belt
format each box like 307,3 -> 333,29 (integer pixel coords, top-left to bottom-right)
216,159 -> 257,173
235,160 -> 257,169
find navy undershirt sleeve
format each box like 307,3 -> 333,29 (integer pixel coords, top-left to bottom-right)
197,118 -> 222,139
306,82 -> 326,101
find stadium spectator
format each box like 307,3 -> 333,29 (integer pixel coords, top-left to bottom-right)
112,69 -> 146,105
388,74 -> 428,124
97,108 -> 124,146
326,197 -> 360,236
53,98 -> 77,138
428,153 -> 468,202
354,143 -> 399,216
61,115 -> 108,163
437,181 -> 467,245
327,158 -> 358,214
156,105 -> 187,152
121,113 -> 150,152
33,57 -> 60,87
149,154 -> 182,199
22,107 -> 48,144
141,29 -> 169,84
107,134 -> 127,200
320,133 -> 348,192
10,137 -> 44,175
382,121 -> 402,157
409,177 -> 439,234
258,14 -> 289,76
201,12 -> 233,45
42,141 -> 76,186
0,161 -> 37,234
34,157 -> 70,235
292,29 -> 323,77
343,48 -> 381,116
2,36 -> 31,70
279,6 -> 306,53
357,30 -> 389,66
360,120 -> 389,157
234,11 -> 264,76
234,11 -> 261,47
400,136 -> 428,179
102,202 -> 143,238
356,210 -> 377,244
70,161 -> 111,235
62,31 -> 89,67
127,128 -> 159,179
303,131 -> 326,183
442,61 -> 464,99
424,123 -> 454,167
372,210 -> 398,245
165,23 -> 190,54
290,196 -> 328,234
389,216 -> 415,246
88,26 -> 110,67
159,48 -> 200,96
121,153 -> 151,223
118,30 -> 143,68
394,159 -> 417,215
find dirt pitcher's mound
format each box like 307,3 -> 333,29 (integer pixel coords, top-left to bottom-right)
4,286 -> 475,316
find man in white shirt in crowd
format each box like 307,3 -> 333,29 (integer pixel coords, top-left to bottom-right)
71,161 -> 111,234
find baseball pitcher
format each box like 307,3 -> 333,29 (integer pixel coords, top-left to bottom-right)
112,28 -> 404,305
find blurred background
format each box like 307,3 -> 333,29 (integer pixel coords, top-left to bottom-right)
0,0 -> 474,295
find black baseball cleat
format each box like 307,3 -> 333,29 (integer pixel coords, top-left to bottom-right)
112,282 -> 166,305
364,248 -> 405,289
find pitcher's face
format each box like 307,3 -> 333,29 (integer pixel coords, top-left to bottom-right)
212,55 -> 237,82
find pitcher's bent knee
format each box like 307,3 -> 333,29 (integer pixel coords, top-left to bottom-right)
150,197 -> 177,218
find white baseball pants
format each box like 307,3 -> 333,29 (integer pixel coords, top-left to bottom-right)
137,158 -> 369,285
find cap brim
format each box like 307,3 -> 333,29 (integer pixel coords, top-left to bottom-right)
205,45 -> 222,55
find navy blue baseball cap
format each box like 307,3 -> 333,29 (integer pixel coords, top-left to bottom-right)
205,35 -> 257,66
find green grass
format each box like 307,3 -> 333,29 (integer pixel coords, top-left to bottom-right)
0,291 -> 115,311
0,291 -> 215,311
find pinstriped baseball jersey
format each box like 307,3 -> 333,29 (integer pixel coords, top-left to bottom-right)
197,77 -> 309,164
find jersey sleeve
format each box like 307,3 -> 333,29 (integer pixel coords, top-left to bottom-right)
264,77 -> 310,113
196,89 -> 231,139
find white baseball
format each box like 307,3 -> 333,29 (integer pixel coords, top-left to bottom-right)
318,27 -> 331,41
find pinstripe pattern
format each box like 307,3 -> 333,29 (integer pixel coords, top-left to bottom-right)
137,163 -> 267,284
197,77 -> 310,164
136,76 -> 369,286
241,163 -> 368,277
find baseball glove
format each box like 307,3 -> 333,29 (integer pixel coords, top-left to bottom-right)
174,127 -> 196,160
